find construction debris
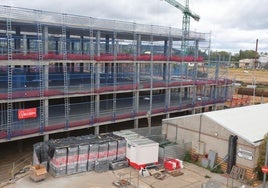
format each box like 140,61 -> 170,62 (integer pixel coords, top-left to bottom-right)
113,179 -> 131,187
29,164 -> 47,182
166,169 -> 184,177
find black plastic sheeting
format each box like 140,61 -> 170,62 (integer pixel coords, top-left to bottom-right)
33,133 -> 127,177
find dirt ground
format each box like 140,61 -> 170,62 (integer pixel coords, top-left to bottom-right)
228,68 -> 268,86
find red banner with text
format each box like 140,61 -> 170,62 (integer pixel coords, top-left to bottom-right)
18,108 -> 37,120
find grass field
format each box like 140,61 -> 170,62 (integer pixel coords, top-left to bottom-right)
228,68 -> 268,86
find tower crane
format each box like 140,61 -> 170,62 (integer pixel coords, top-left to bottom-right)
162,0 -> 200,55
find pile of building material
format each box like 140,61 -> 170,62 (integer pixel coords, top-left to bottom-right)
33,133 -> 127,177
29,164 -> 47,182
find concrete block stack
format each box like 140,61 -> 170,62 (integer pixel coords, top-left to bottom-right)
49,146 -> 68,177
95,141 -> 109,173
77,144 -> 89,173
66,145 -> 79,175
33,133 -> 127,177
87,142 -> 98,171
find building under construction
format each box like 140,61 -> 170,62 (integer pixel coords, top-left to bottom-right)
0,6 -> 232,143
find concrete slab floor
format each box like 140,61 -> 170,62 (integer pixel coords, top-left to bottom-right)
2,163 -> 263,188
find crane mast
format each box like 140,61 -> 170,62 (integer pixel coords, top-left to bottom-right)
163,0 -> 200,55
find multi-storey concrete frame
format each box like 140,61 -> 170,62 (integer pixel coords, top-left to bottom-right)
0,6 -> 232,143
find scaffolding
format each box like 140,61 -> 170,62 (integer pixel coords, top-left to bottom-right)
0,5 -> 232,142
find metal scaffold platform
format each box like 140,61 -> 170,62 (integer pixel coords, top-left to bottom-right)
0,5 -> 232,142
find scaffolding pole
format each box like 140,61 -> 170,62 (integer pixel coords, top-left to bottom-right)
61,13 -> 70,130
89,18 -> 95,124
36,10 -> 45,133
6,6 -> 13,139
112,31 -> 117,121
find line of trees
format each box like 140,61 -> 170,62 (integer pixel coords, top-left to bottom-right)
209,50 -> 259,62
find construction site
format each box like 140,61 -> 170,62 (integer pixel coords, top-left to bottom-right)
0,1 -> 251,188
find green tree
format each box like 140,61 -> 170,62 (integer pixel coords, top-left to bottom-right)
210,51 -> 230,62
239,50 -> 259,60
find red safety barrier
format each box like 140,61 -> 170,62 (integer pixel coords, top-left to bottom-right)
94,116 -> 113,123
0,53 -> 204,62
0,131 -> 7,139
45,123 -> 65,132
152,108 -> 165,114
115,114 -> 132,120
44,90 -> 64,96
69,120 -> 90,128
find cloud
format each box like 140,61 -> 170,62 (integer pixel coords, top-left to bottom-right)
1,0 -> 268,52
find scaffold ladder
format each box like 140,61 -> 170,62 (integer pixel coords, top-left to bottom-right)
112,31 -> 117,121
6,7 -> 13,139
37,11 -> 45,133
148,33 -> 153,135
62,14 -> 70,129
89,22 -> 95,123
132,30 -> 137,117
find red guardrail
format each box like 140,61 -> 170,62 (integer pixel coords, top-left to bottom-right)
0,53 -> 204,62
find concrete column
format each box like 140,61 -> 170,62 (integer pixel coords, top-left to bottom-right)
94,126 -> 99,136
166,113 -> 170,118
112,34 -> 115,55
96,63 -> 100,89
136,34 -> 141,56
164,40 -> 168,56
134,91 -> 139,129
192,108 -> 196,114
55,40 -> 59,54
15,27 -> 21,53
116,40 -> 119,55
134,119 -> 139,129
96,31 -> 101,56
71,42 -> 75,54
163,63 -> 167,81
27,38 -> 31,52
166,88 -> 171,115
43,26 -> 49,54
105,34 -> 109,54
44,99 -> 49,132
23,35 -> 27,55
95,95 -> 100,117
43,134 -> 49,142
80,36 -> 84,54
79,63 -> 84,73
44,65 -> 49,89
66,30 -> 70,53
168,38 -> 173,57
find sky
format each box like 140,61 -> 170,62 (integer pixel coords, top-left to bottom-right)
2,0 -> 268,54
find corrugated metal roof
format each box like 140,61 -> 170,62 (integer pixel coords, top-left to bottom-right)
203,104 -> 268,146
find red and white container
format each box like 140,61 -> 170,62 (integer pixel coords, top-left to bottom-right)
164,159 -> 183,171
